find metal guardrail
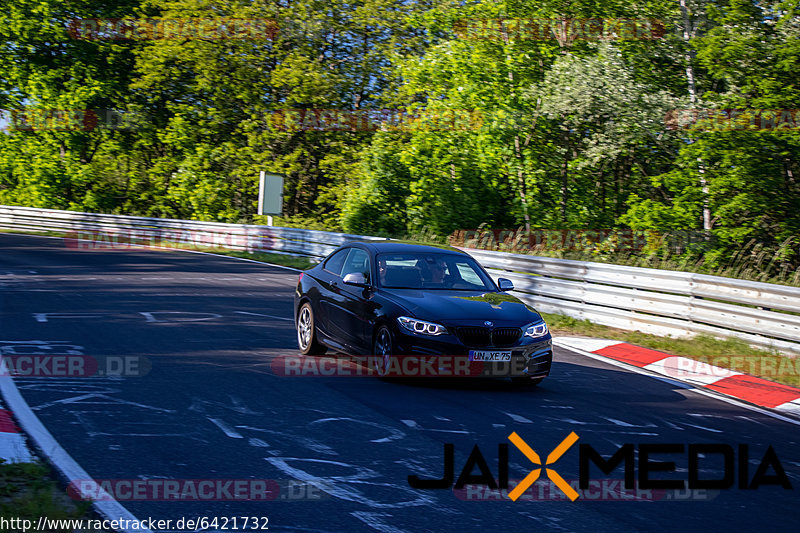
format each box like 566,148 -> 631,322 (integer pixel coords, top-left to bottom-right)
1,205 -> 799,354
0,204 -> 386,258
466,249 -> 800,354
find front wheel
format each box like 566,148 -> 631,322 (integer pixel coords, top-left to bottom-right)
373,325 -> 394,377
297,303 -> 325,355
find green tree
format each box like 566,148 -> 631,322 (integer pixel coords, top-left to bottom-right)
0,0 -> 141,210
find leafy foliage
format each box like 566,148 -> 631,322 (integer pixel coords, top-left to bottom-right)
0,0 -> 798,280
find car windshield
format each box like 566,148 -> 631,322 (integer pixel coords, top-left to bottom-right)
376,252 -> 495,291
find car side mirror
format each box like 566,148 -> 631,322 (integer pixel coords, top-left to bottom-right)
343,272 -> 369,287
497,278 -> 514,291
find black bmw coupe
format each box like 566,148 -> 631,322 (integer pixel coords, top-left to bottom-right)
293,242 -> 552,384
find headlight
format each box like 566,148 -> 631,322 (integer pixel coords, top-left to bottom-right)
524,321 -> 549,338
397,316 -> 447,336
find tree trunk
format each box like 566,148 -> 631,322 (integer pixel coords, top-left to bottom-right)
681,0 -> 712,238
502,25 -> 531,234
514,134 -> 532,233
561,139 -> 569,221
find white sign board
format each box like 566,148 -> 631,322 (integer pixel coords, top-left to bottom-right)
258,171 -> 284,215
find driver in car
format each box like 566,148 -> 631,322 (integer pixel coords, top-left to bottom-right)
430,258 -> 447,284
378,257 -> 388,285
420,257 -> 449,287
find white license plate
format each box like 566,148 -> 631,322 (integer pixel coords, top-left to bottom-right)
469,350 -> 512,362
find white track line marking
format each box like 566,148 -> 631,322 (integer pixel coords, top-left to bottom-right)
234,311 -> 293,321
556,338 -> 623,353
139,311 -> 222,323
502,412 -> 533,424
207,417 -> 244,438
173,248 -> 302,272
34,313 -> 103,322
0,375 -> 150,533
682,423 -> 724,433
600,417 -> 635,427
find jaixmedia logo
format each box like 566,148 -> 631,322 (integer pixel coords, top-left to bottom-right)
408,433 -> 792,501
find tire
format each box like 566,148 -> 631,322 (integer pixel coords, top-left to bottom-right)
373,325 -> 393,377
296,303 -> 325,355
510,376 -> 544,387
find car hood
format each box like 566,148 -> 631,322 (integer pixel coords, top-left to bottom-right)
380,289 -> 542,326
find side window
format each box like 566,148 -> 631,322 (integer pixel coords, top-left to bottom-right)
455,262 -> 483,285
323,248 -> 350,276
342,248 -> 371,283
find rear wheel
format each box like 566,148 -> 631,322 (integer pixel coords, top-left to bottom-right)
297,303 -> 325,355
373,325 -> 393,376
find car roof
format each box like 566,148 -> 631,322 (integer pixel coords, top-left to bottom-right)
345,240 -> 468,256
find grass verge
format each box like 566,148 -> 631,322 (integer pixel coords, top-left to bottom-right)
544,311 -> 800,388
209,249 -> 317,270
0,460 -> 100,532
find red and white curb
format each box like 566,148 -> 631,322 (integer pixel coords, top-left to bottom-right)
556,338 -> 800,416
0,408 -> 35,463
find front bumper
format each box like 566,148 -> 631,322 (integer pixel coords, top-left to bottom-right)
392,325 -> 552,379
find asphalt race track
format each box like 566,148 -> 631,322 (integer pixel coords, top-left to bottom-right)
2,233 -> 800,532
